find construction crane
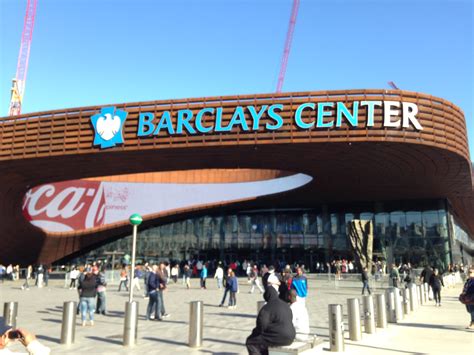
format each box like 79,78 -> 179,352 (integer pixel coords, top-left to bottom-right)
276,0 -> 300,93
387,81 -> 400,90
8,0 -> 38,116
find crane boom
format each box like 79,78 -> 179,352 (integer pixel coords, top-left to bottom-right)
276,0 -> 300,93
8,0 -> 38,116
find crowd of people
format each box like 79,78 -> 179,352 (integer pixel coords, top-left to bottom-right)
1,257 -> 473,354
0,264 -> 51,289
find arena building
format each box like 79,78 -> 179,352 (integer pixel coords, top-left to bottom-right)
1,89 -> 473,268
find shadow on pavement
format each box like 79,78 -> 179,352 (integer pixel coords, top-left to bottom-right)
40,318 -> 61,324
198,351 -> 240,355
36,334 -> 60,344
203,337 -> 244,347
400,322 -> 470,332
86,336 -> 122,345
142,337 -> 187,346
210,312 -> 255,319
44,307 -> 62,313
348,343 -> 426,354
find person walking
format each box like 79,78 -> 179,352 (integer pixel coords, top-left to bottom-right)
171,264 -> 179,283
184,264 -> 192,289
6,264 -> 13,281
389,264 -> 400,288
460,267 -> 474,329
131,265 -> 142,292
36,265 -> 44,288
69,267 -> 79,289
291,267 -> 308,304
214,263 -> 224,289
289,289 -> 310,341
157,262 -> 170,319
219,268 -> 232,306
78,267 -> 98,326
21,265 -> 33,290
428,268 -> 444,307
420,264 -> 434,300
228,271 -> 238,309
361,267 -> 371,295
146,265 -> 161,321
118,267 -> 129,292
279,266 -> 293,303
94,266 -> 108,315
249,265 -> 264,294
143,263 -> 152,298
200,263 -> 208,289
43,266 -> 50,287
0,265 -> 5,283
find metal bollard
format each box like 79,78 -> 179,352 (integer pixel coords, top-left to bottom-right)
3,302 -> 18,329
257,301 -> 266,313
385,289 -> 395,323
409,284 -> 417,311
401,288 -> 410,315
123,301 -> 139,346
347,298 -> 362,341
375,294 -> 387,328
417,285 -> 424,305
328,304 -> 344,352
393,288 -> 403,322
189,301 -> 203,348
60,301 -> 76,345
424,283 -> 430,302
363,295 -> 376,334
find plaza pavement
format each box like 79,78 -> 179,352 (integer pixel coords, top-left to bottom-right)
0,276 -> 472,354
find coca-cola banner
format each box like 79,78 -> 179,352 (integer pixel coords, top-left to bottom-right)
22,174 -> 312,233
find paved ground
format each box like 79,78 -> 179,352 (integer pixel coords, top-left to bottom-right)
0,276 -> 472,354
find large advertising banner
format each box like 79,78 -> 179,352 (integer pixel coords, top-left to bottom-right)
22,174 -> 312,233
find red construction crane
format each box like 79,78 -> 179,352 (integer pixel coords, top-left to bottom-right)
276,0 -> 300,93
8,0 -> 38,116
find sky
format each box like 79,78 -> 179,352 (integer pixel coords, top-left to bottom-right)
0,0 -> 473,152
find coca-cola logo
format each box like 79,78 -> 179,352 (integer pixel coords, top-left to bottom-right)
22,180 -> 106,232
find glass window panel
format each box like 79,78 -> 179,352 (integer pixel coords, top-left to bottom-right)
375,212 -> 389,238
422,210 -> 440,237
390,211 -> 406,237
360,212 -> 374,221
406,211 -> 423,236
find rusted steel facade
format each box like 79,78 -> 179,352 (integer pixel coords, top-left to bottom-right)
0,89 -> 472,264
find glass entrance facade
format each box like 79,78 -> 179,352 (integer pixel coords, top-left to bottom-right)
74,198 -> 467,271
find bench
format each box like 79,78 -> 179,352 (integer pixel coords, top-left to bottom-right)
269,337 -> 324,355
269,341 -> 312,355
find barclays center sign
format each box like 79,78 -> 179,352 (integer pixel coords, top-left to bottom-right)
90,100 -> 423,149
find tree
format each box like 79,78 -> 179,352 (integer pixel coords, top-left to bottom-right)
348,220 -> 374,271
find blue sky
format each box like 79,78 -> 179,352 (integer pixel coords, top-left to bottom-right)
1,0 -> 473,152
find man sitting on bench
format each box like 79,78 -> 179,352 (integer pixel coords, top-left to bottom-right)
246,286 -> 295,355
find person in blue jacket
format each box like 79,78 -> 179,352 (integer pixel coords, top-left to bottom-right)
227,271 -> 239,309
200,263 -> 208,289
291,267 -> 308,304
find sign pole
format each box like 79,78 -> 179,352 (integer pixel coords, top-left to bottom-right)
129,223 -> 138,303
123,213 -> 142,347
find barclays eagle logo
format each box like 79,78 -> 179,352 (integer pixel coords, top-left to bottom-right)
90,107 -> 127,149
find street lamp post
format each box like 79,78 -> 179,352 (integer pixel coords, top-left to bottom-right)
128,213 -> 142,302
123,213 -> 142,347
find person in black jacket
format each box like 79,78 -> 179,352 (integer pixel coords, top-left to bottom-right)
361,267 -> 371,295
146,265 -> 160,320
428,268 -> 444,307
78,267 -> 98,326
246,287 -> 295,355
